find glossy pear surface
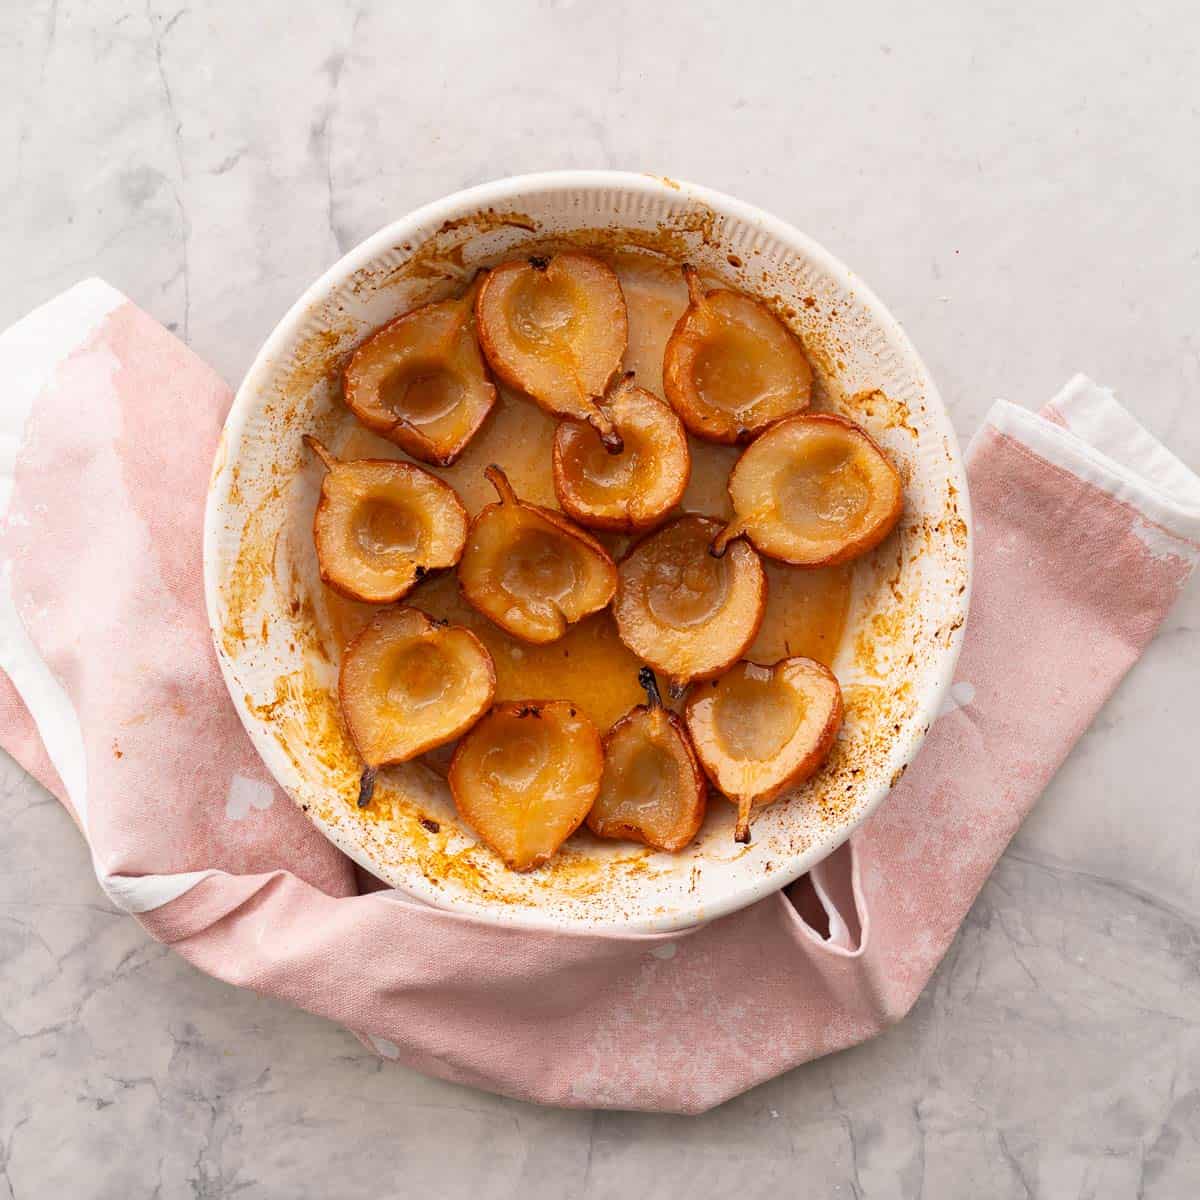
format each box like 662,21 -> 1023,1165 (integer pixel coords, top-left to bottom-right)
449,700 -> 603,871
713,413 -> 903,566
458,465 -> 617,644
475,252 -> 628,449
613,515 -> 766,686
343,279 -> 496,467
306,437 -> 468,605
663,265 -> 812,443
552,374 -> 690,532
587,669 -> 706,853
340,607 -> 496,776
685,656 -> 843,842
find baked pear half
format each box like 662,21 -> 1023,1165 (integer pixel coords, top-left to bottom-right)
449,700 -> 603,871
305,436 -> 468,604
663,265 -> 812,443
475,252 -> 628,451
342,275 -> 496,467
613,515 -> 766,688
685,656 -> 843,843
712,413 -> 903,566
552,372 -> 691,532
458,465 -> 617,644
340,607 -> 496,806
587,668 -> 706,853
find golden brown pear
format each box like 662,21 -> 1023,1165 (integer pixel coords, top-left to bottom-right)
449,700 -> 603,871
342,275 -> 496,467
458,465 -> 618,644
711,413 -> 903,566
340,606 -> 496,806
685,656 -> 843,843
552,372 -> 691,532
587,668 -> 707,852
475,252 -> 628,450
305,436 -> 468,604
663,264 -> 812,443
612,515 -> 766,689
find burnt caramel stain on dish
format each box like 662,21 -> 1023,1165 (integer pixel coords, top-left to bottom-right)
216,202 -> 968,910
842,387 -> 919,439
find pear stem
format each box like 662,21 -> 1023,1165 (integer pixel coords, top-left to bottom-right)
709,518 -> 746,559
734,796 -> 753,844
484,463 -> 518,506
589,404 -> 624,455
682,263 -> 710,313
606,370 -> 637,405
302,435 -> 339,473
638,666 -> 664,711
594,372 -> 635,453
357,766 -> 378,808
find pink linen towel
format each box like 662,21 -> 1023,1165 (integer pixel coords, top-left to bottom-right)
1,280 -> 1197,1114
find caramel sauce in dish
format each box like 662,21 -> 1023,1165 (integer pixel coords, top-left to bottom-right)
314,249 -> 852,744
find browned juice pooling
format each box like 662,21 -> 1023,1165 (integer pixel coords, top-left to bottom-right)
313,248 -> 852,737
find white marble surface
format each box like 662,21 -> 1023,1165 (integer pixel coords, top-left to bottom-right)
2,1 -> 1199,1195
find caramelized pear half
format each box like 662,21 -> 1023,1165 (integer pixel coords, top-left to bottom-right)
712,413 -> 903,566
340,607 -> 496,804
587,668 -> 706,853
663,265 -> 813,443
613,515 -> 766,687
475,252 -> 628,450
305,437 -> 468,604
552,373 -> 690,532
343,276 -> 496,467
458,465 -> 618,644
686,657 -> 843,843
449,700 -> 603,871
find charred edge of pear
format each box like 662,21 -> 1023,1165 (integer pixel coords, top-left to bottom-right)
528,255 -> 550,271
424,444 -> 460,469
358,766 -> 377,808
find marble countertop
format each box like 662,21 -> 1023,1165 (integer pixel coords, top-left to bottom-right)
2,1 -> 1198,1196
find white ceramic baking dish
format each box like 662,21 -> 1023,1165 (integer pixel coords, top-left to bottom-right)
203,171 -> 971,932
